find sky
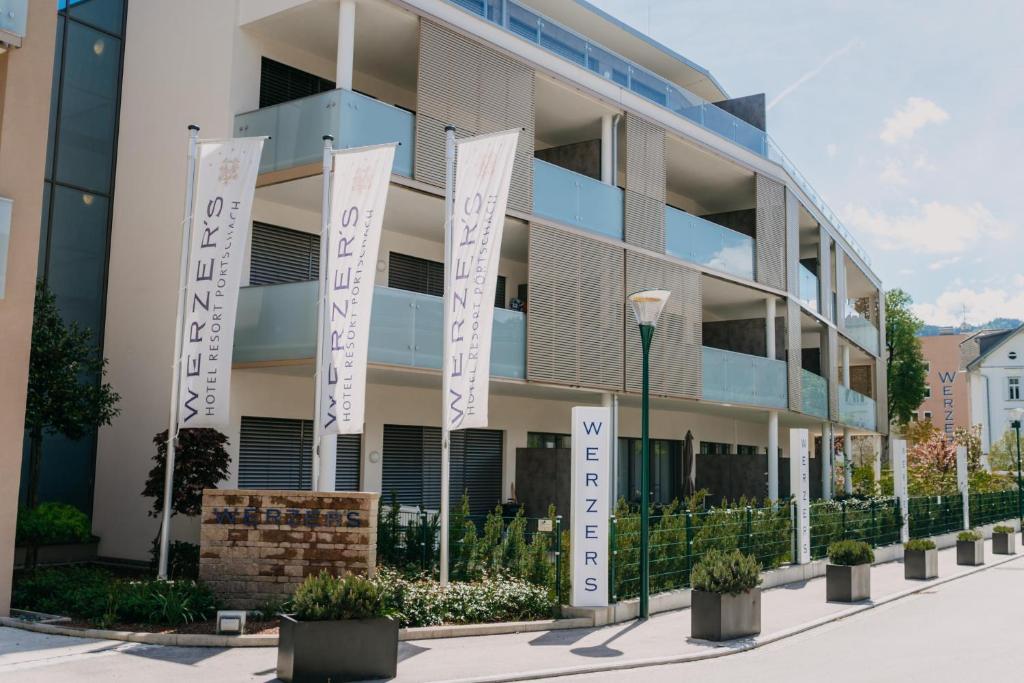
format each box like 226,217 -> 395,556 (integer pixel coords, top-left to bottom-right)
589,0 -> 1024,327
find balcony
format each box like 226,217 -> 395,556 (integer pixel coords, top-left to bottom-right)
532,158 -> 623,239
233,283 -> 526,379
234,88 -> 414,177
665,206 -> 754,280
798,264 -> 819,313
801,369 -> 827,419
702,346 -> 787,409
839,385 -> 876,431
446,0 -> 870,266
844,314 -> 880,356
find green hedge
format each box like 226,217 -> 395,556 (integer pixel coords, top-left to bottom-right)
16,503 -> 92,546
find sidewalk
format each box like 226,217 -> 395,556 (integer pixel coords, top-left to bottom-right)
0,539 -> 1019,683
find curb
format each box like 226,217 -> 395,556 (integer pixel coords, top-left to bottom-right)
429,551 -> 1024,683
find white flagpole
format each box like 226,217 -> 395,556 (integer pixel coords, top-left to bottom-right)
158,124 -> 200,580
440,125 -> 456,586
312,135 -> 334,491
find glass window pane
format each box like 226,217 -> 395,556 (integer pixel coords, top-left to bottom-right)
69,0 -> 124,36
46,16 -> 65,182
55,23 -> 121,193
47,185 -> 109,336
38,182 -> 51,279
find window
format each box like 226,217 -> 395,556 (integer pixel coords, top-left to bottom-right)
617,438 -> 681,504
736,444 -> 761,456
923,411 -> 933,422
238,416 -> 360,491
1010,351 -> 1019,360
924,385 -> 931,399
249,223 -> 319,285
699,441 -> 731,455
1009,377 -> 1021,401
924,361 -> 931,373
260,57 -> 335,108
526,432 -> 570,449
388,252 -> 506,308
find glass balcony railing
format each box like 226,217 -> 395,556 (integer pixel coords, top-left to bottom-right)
839,384 -> 876,431
235,88 -> 414,177
702,346 -> 787,409
844,314 -> 880,356
665,206 -> 754,280
532,158 -> 623,239
234,282 -> 525,378
801,369 -> 827,419
446,0 -> 871,267
798,264 -> 819,312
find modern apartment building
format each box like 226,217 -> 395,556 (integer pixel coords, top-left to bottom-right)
29,0 -> 887,561
0,0 -> 57,615
963,325 -> 1024,455
915,331 -> 971,436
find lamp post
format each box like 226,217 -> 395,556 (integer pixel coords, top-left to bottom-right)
628,289 -> 670,620
1010,408 -> 1024,529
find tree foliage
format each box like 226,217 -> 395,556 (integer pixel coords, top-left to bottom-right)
24,281 -> 120,509
142,429 -> 230,517
886,289 -> 929,426
988,428 -> 1024,473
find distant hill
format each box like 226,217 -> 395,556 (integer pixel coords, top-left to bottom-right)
919,317 -> 1021,337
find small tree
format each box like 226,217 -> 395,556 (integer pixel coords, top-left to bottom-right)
24,282 -> 120,510
989,429 -> 1024,473
886,289 -> 928,426
142,428 -> 230,518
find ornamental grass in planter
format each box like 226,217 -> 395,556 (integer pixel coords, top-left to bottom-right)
903,539 -> 938,580
992,525 -> 1016,555
278,571 -> 398,683
956,529 -> 984,566
690,549 -> 762,642
826,540 -> 873,602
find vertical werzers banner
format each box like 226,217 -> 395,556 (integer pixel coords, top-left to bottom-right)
444,129 -> 519,430
319,143 -> 396,435
790,429 -> 811,564
570,406 -> 611,607
178,137 -> 264,430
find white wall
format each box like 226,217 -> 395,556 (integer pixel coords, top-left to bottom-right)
974,331 -> 1024,454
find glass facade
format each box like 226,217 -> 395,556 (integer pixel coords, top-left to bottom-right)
22,0 -> 126,512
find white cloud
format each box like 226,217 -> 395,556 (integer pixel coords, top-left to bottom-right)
826,143 -> 839,158
880,97 -> 949,144
898,268 -> 915,275
928,256 -> 961,271
879,159 -> 908,185
912,154 -> 935,171
843,201 -> 1009,254
1013,274 -> 1024,287
913,287 -> 1024,326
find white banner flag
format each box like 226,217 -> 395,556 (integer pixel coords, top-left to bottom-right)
319,143 -> 397,435
177,137 -> 264,430
444,129 -> 519,431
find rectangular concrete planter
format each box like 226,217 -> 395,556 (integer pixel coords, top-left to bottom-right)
826,563 -> 870,602
993,532 -> 1016,555
277,615 -> 398,683
956,539 -> 984,566
904,548 -> 938,580
690,588 -> 761,641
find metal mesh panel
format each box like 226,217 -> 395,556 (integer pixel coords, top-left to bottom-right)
755,175 -> 786,290
624,251 -> 701,398
623,114 -> 666,252
787,299 -> 802,412
416,20 -> 535,212
818,231 -> 833,321
624,190 -> 665,253
786,189 -> 801,295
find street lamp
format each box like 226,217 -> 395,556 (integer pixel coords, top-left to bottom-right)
1010,408 -> 1024,530
628,289 -> 670,620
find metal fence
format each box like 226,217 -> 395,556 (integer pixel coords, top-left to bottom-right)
611,502 -> 793,602
907,495 -> 964,538
968,490 -> 1019,527
809,498 -> 902,559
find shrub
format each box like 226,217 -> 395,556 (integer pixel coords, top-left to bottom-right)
904,539 -> 935,551
16,503 -> 92,546
958,529 -> 982,542
992,525 -> 1014,534
691,549 -> 762,596
148,540 -> 199,580
827,540 -> 874,566
292,571 -> 386,622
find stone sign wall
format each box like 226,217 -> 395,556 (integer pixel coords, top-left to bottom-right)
199,489 -> 379,609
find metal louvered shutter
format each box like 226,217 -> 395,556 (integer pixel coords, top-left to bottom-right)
755,175 -> 786,290
335,434 -> 362,491
786,189 -> 801,295
382,424 -> 432,509
623,114 -> 666,253
454,429 -> 503,515
259,57 -> 335,109
787,299 -> 802,412
250,223 -> 319,286
238,416 -> 312,490
818,231 -> 833,321
388,252 -> 505,307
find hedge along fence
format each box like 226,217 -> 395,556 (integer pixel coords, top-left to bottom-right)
907,494 -> 964,539
808,497 -> 902,559
612,498 -> 792,602
968,489 -> 1020,527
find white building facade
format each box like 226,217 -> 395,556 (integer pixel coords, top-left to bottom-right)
964,326 -> 1024,455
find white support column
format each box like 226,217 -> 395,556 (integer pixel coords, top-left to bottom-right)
821,422 -> 833,500
892,437 -> 909,543
767,411 -> 779,500
336,0 -> 356,90
318,434 -> 337,492
843,427 -> 853,495
765,297 -> 776,360
600,114 -> 613,185
956,445 -> 970,530
841,344 -> 851,387
873,434 -> 882,486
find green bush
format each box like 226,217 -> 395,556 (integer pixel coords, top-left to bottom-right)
958,529 -> 982,542
292,571 -> 386,622
148,540 -> 199,580
12,566 -> 217,627
691,548 -> 762,595
904,539 -> 935,551
992,525 -> 1014,534
827,540 -> 874,566
16,503 -> 92,545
